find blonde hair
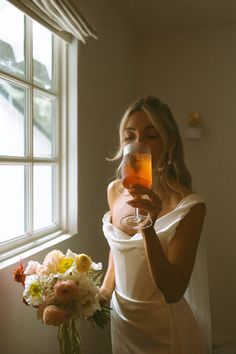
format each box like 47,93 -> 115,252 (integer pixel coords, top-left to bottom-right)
110,96 -> 192,191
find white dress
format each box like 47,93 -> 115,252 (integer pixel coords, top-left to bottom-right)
102,193 -> 211,354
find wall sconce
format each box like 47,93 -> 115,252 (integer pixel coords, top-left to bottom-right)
186,111 -> 202,140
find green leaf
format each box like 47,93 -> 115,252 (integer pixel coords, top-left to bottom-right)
90,306 -> 111,330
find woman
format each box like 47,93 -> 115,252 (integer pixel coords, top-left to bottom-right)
100,96 -> 211,353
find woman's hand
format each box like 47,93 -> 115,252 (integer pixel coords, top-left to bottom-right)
98,287 -> 113,306
127,185 -> 162,223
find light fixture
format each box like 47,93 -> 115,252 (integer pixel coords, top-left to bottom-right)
186,111 -> 202,140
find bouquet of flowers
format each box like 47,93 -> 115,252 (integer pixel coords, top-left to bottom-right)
14,249 -> 110,354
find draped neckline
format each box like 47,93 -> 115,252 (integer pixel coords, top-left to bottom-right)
103,193 -> 200,239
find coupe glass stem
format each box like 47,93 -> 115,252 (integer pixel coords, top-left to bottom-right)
134,208 -> 141,222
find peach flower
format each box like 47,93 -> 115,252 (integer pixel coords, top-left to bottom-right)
43,305 -> 67,326
40,250 -> 65,275
24,261 -> 43,275
54,280 -> 80,303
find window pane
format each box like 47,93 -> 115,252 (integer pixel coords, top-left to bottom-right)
33,21 -> 54,90
33,165 -> 55,231
33,91 -> 56,157
0,0 -> 25,77
0,78 -> 26,156
0,165 -> 25,242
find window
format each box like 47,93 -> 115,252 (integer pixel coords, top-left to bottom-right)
0,0 -> 74,264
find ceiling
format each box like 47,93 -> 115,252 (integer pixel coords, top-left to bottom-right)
116,0 -> 236,32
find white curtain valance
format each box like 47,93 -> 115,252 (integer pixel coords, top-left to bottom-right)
7,0 -> 98,43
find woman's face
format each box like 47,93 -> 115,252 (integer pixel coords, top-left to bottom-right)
122,110 -> 163,167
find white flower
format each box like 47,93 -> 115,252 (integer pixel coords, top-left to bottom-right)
65,249 -> 78,259
91,262 -> 103,271
77,294 -> 101,317
23,275 -> 45,306
72,273 -> 100,316
79,274 -> 97,295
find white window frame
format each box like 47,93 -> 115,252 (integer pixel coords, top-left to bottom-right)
0,24 -> 78,269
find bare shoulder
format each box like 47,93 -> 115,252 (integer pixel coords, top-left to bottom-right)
107,180 -> 119,209
174,202 -> 206,245
181,184 -> 206,218
107,180 -> 117,191
183,202 -> 206,225
167,202 -> 206,280
107,180 -> 118,197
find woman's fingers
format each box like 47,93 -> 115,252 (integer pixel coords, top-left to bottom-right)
127,198 -> 160,214
129,184 -> 157,196
127,185 -> 162,220
129,185 -> 161,205
98,287 -> 112,303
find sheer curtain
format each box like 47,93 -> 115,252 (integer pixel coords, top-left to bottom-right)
7,0 -> 97,43
184,232 -> 212,354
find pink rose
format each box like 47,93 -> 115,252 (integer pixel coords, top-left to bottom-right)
54,280 -> 80,303
43,305 -> 67,326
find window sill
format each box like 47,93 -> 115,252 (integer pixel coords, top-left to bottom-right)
0,231 -> 77,270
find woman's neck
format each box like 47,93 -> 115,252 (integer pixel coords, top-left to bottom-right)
153,174 -> 192,209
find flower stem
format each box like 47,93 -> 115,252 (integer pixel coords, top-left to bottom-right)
57,319 -> 81,354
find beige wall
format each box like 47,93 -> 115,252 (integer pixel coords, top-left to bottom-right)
137,26 -> 236,344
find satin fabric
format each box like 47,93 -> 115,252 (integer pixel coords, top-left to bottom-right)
102,194 -> 210,354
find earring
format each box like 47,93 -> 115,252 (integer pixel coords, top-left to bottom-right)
157,165 -> 165,172
167,152 -> 172,165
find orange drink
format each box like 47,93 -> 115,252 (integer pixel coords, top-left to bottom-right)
122,152 -> 152,189
120,142 -> 153,230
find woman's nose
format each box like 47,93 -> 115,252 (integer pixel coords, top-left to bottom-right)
137,135 -> 144,143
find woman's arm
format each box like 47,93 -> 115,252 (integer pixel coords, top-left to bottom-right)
127,185 -> 206,303
99,250 -> 115,304
142,203 -> 206,303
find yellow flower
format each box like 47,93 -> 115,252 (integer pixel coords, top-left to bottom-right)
57,257 -> 74,274
29,282 -> 42,298
76,254 -> 92,273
